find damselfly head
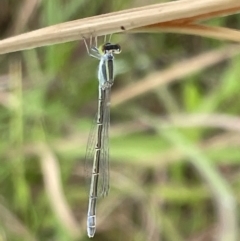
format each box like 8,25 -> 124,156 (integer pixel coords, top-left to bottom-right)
101,43 -> 121,54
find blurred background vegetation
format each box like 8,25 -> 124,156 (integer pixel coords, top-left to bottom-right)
0,0 -> 240,241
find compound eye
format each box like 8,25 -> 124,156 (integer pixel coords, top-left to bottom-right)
102,43 -> 122,54
101,43 -> 111,53
114,44 -> 121,54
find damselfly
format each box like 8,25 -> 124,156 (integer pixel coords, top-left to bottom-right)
84,37 -> 121,238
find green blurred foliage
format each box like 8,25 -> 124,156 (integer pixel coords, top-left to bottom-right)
0,0 -> 240,241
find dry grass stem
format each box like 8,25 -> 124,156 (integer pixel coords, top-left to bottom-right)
0,0 -> 240,54
160,114 -> 240,132
38,144 -> 79,237
0,203 -> 37,241
112,44 -> 240,106
9,0 -> 41,35
136,24 -> 240,42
